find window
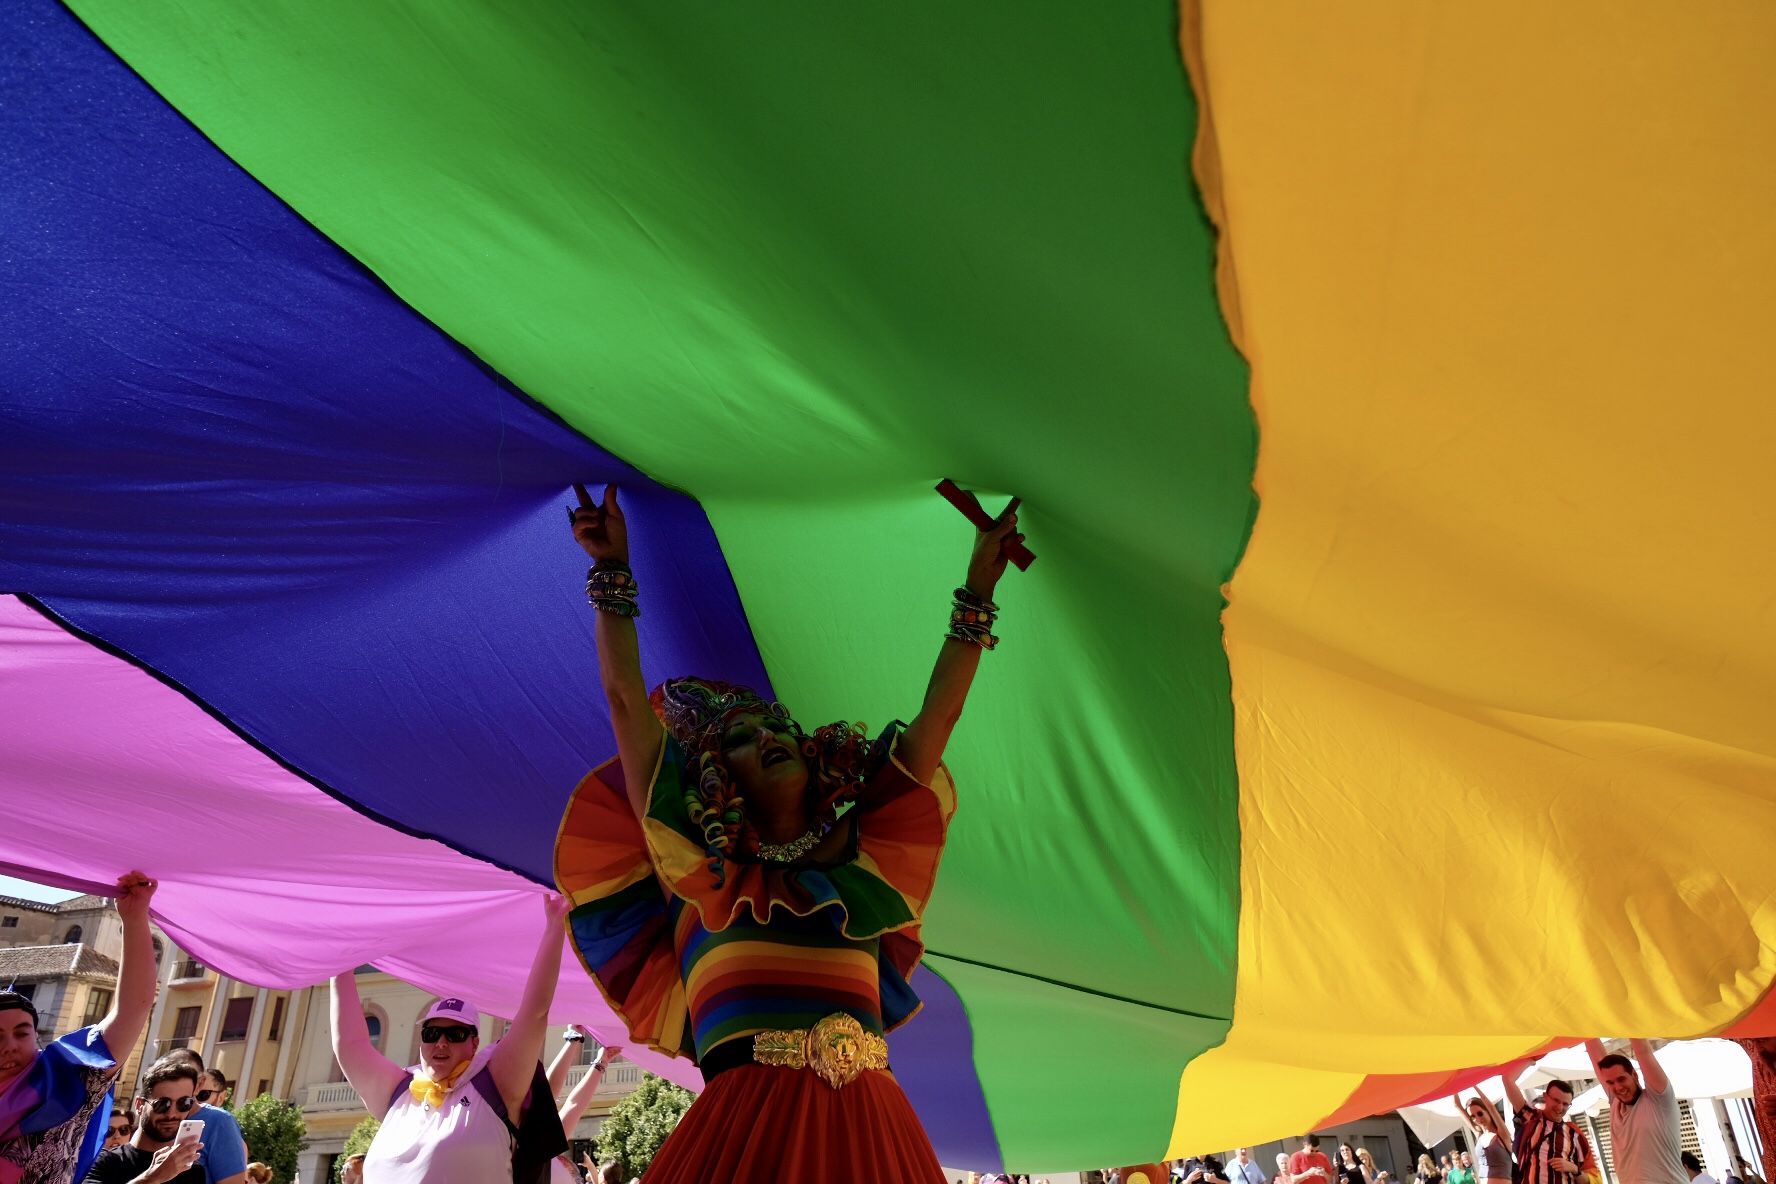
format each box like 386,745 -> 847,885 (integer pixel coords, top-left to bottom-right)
364,1013 -> 383,1051
1,916 -> 16,928
219,996 -> 254,1042
169,1005 -> 201,1049
152,937 -> 164,965
577,1040 -> 602,1066
256,1079 -> 269,1098
12,983 -> 35,1002
82,988 -> 113,1028
63,925 -> 83,945
267,995 -> 285,1041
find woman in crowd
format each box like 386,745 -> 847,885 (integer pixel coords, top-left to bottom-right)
1463,1091 -> 1515,1184
556,483 -> 1022,1181
1417,1154 -> 1443,1184
101,1110 -> 132,1153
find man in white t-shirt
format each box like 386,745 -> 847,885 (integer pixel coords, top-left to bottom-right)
330,894 -> 570,1182
1684,1152 -> 1719,1184
1586,1039 -> 1687,1184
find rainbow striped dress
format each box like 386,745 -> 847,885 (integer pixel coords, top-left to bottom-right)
555,722 -> 954,1066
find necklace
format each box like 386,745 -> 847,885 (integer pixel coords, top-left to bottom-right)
757,825 -> 827,862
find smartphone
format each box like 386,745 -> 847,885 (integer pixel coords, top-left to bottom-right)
176,1119 -> 204,1146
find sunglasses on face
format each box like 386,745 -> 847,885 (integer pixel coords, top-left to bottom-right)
196,1089 -> 217,1103
107,1124 -> 131,1136
421,1025 -> 477,1044
146,1095 -> 198,1115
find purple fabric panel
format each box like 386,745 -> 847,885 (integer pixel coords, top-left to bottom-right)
890,964 -> 1004,1170
0,0 -> 769,883
0,596 -> 699,1090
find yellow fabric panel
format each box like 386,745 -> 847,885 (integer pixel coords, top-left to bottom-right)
1173,0 -> 1776,1152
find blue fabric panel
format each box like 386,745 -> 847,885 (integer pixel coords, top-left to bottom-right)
0,0 -> 771,882
890,966 -> 1004,1171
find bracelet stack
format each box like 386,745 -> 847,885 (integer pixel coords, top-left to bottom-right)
586,561 -> 640,617
947,586 -> 999,650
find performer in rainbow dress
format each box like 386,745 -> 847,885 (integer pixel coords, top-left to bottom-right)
555,483 -> 1022,1181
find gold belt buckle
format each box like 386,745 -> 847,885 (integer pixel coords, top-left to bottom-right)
752,1012 -> 888,1089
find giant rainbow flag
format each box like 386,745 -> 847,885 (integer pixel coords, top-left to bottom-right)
3,0 -> 1773,1170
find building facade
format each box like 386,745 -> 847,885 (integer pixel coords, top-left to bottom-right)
1,893 -> 307,1099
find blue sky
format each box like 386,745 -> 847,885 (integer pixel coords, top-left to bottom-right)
0,875 -> 78,904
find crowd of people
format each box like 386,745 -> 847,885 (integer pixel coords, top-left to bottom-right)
0,875 -> 1767,1184
4,495 -> 1759,1184
1144,1041 -> 1752,1184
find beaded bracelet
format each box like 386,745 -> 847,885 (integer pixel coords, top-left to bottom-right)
586,562 -> 640,618
946,586 -> 999,650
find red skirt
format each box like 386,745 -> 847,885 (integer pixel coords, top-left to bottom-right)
642,1064 -> 946,1183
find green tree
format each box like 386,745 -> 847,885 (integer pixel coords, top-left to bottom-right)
335,1116 -> 380,1182
234,1094 -> 308,1184
594,1072 -> 694,1179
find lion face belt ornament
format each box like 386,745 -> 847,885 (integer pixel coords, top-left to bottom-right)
751,1012 -> 888,1088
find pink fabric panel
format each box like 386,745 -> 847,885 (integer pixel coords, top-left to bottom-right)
0,596 -> 697,1088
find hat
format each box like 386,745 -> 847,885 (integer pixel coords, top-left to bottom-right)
421,998 -> 480,1028
650,677 -> 791,750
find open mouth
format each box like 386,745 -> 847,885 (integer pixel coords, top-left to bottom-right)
760,746 -> 792,768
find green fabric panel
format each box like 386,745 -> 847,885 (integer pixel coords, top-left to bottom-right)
929,953 -> 1229,1171
71,0 -> 1255,1161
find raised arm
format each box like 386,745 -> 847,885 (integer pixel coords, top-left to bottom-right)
330,971 -> 404,1118
488,894 -> 571,1120
546,1026 -> 583,1098
1630,1038 -> 1669,1093
898,503 -> 1022,785
1583,1038 -> 1608,1075
94,872 -> 159,1061
558,1043 -> 621,1134
572,483 -> 663,821
1502,1058 -> 1532,1117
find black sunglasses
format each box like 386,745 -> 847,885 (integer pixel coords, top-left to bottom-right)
146,1095 -> 199,1115
107,1123 -> 131,1135
421,1024 -> 477,1045
195,1089 -> 217,1103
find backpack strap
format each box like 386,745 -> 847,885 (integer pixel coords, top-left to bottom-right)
389,1072 -> 414,1113
470,1062 -> 567,1184
469,1065 -> 512,1129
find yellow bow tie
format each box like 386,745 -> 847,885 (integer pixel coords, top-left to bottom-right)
409,1061 -> 471,1109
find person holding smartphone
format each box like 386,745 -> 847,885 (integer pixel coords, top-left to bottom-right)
83,1054 -> 206,1183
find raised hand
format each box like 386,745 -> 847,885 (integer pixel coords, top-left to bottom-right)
964,498 -> 1022,599
569,483 -> 628,564
114,871 -> 156,925
543,892 -> 572,926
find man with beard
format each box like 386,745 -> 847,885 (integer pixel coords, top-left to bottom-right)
0,873 -> 159,1184
159,1050 -> 246,1184
83,1055 -> 206,1184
